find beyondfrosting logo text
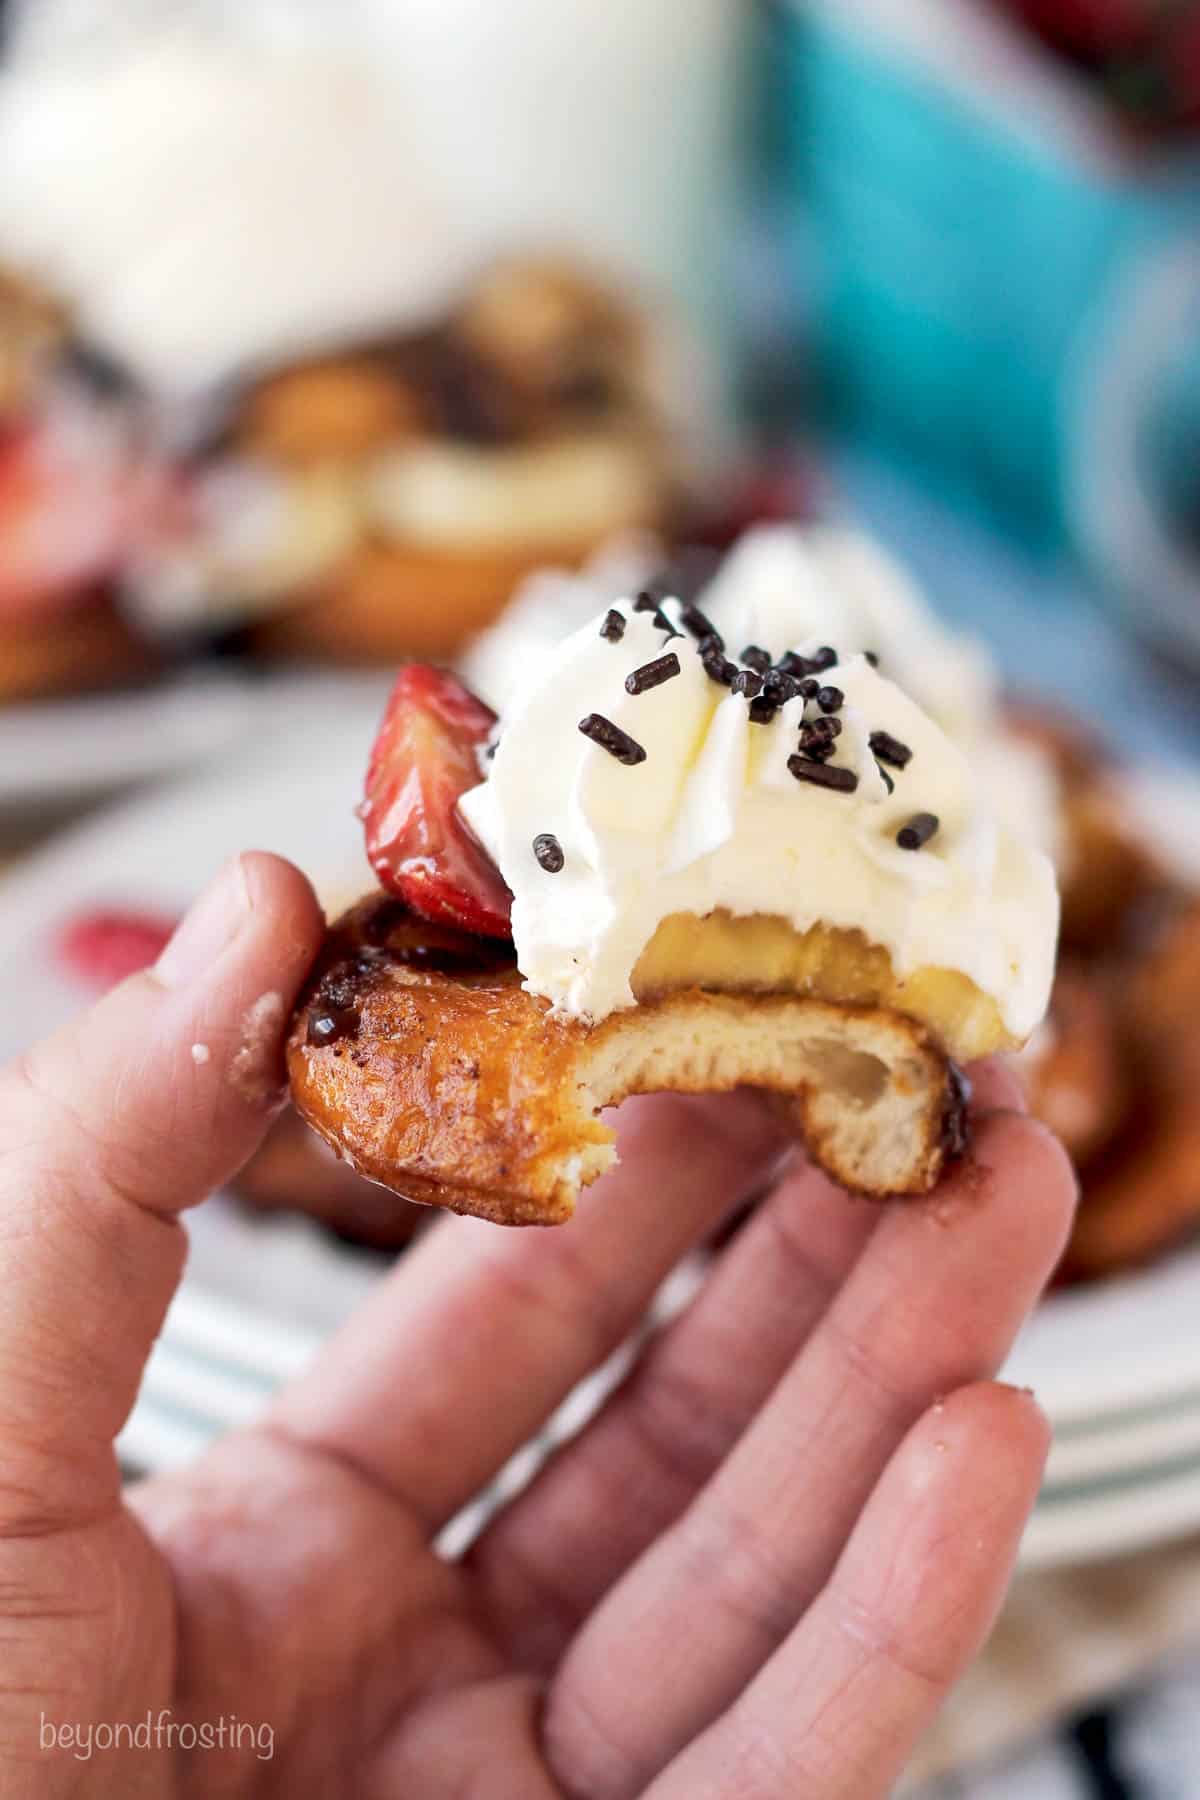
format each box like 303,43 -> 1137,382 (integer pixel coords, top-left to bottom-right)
40,1710 -> 275,1763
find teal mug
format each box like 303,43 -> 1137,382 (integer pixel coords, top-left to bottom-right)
764,0 -> 1200,657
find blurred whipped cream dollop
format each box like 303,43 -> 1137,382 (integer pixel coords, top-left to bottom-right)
459,585 -> 1059,1037
0,37 -> 468,392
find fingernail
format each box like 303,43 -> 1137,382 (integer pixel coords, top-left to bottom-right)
155,857 -> 251,989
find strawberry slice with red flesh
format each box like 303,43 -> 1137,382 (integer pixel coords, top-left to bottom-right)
0,420 -> 166,620
360,664 -> 512,938
55,908 -> 179,992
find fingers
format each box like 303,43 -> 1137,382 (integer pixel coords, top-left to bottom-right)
472,1063 -> 1026,1668
0,852 -> 322,1530
643,1384 -> 1048,1800
965,1054 -> 1027,1117
268,1092 -> 791,1531
471,1158 -> 878,1668
542,1112 -> 1075,1796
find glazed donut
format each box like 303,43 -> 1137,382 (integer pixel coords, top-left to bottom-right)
1002,701 -> 1165,954
1060,897 -> 1200,1278
1062,1107 -> 1200,1281
0,595 -> 155,703
1020,961 -> 1129,1167
250,532 -> 645,665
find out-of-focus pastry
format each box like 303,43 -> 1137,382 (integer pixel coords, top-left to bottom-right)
0,39 -> 685,665
1017,961 -> 1128,1166
233,1106 -> 429,1253
144,257 -> 677,662
1002,703 -> 1166,954
0,278 -> 160,701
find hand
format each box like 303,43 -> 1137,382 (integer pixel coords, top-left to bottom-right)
0,855 -> 1075,1798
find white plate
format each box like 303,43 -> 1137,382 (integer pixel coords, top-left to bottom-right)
0,736 -> 1199,1568
1044,1382 -> 1200,1489
1023,1451 -> 1200,1570
0,665 -> 391,814
1006,1247 -> 1200,1429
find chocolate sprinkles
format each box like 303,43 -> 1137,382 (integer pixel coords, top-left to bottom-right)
702,651 -> 738,687
632,590 -> 674,633
787,755 -> 859,793
896,811 -> 939,850
775,650 -> 812,679
533,832 -> 565,872
810,714 -> 842,738
796,724 -> 835,760
625,651 -> 681,696
816,685 -> 843,714
599,608 -> 626,643
869,730 -> 912,770
579,713 -> 646,765
762,672 -> 799,706
740,644 -> 772,673
680,603 -> 720,644
732,669 -> 764,698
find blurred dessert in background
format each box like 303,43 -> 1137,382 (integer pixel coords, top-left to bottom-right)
0,272 -> 161,701
139,257 -> 679,662
0,33 -> 689,683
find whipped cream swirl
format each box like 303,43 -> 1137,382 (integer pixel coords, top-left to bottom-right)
459,592 -> 1058,1036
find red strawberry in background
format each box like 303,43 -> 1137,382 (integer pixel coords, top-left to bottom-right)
998,0 -> 1200,132
1164,7 -> 1200,125
55,909 -> 178,992
360,664 -> 513,938
1002,0 -> 1153,57
0,413 -> 166,620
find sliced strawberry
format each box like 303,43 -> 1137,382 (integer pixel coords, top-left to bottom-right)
55,908 -> 179,992
360,664 -> 512,938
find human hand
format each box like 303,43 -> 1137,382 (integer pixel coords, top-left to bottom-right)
0,854 -> 1075,1797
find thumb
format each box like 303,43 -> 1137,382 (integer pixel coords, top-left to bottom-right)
0,850 -> 323,1532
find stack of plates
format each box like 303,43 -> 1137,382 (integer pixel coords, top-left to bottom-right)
1010,1250 -> 1200,1568
1,698 -> 1199,1571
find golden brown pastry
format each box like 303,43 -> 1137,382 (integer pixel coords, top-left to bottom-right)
288,896 -> 969,1225
0,595 -> 154,704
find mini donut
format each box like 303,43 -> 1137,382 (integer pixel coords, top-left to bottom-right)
1061,1106 -> 1200,1281
1019,961 -> 1129,1167
0,595 -> 155,703
1060,897 -> 1200,1278
1001,701 -> 1165,954
287,896 -> 969,1227
250,532 -> 642,664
